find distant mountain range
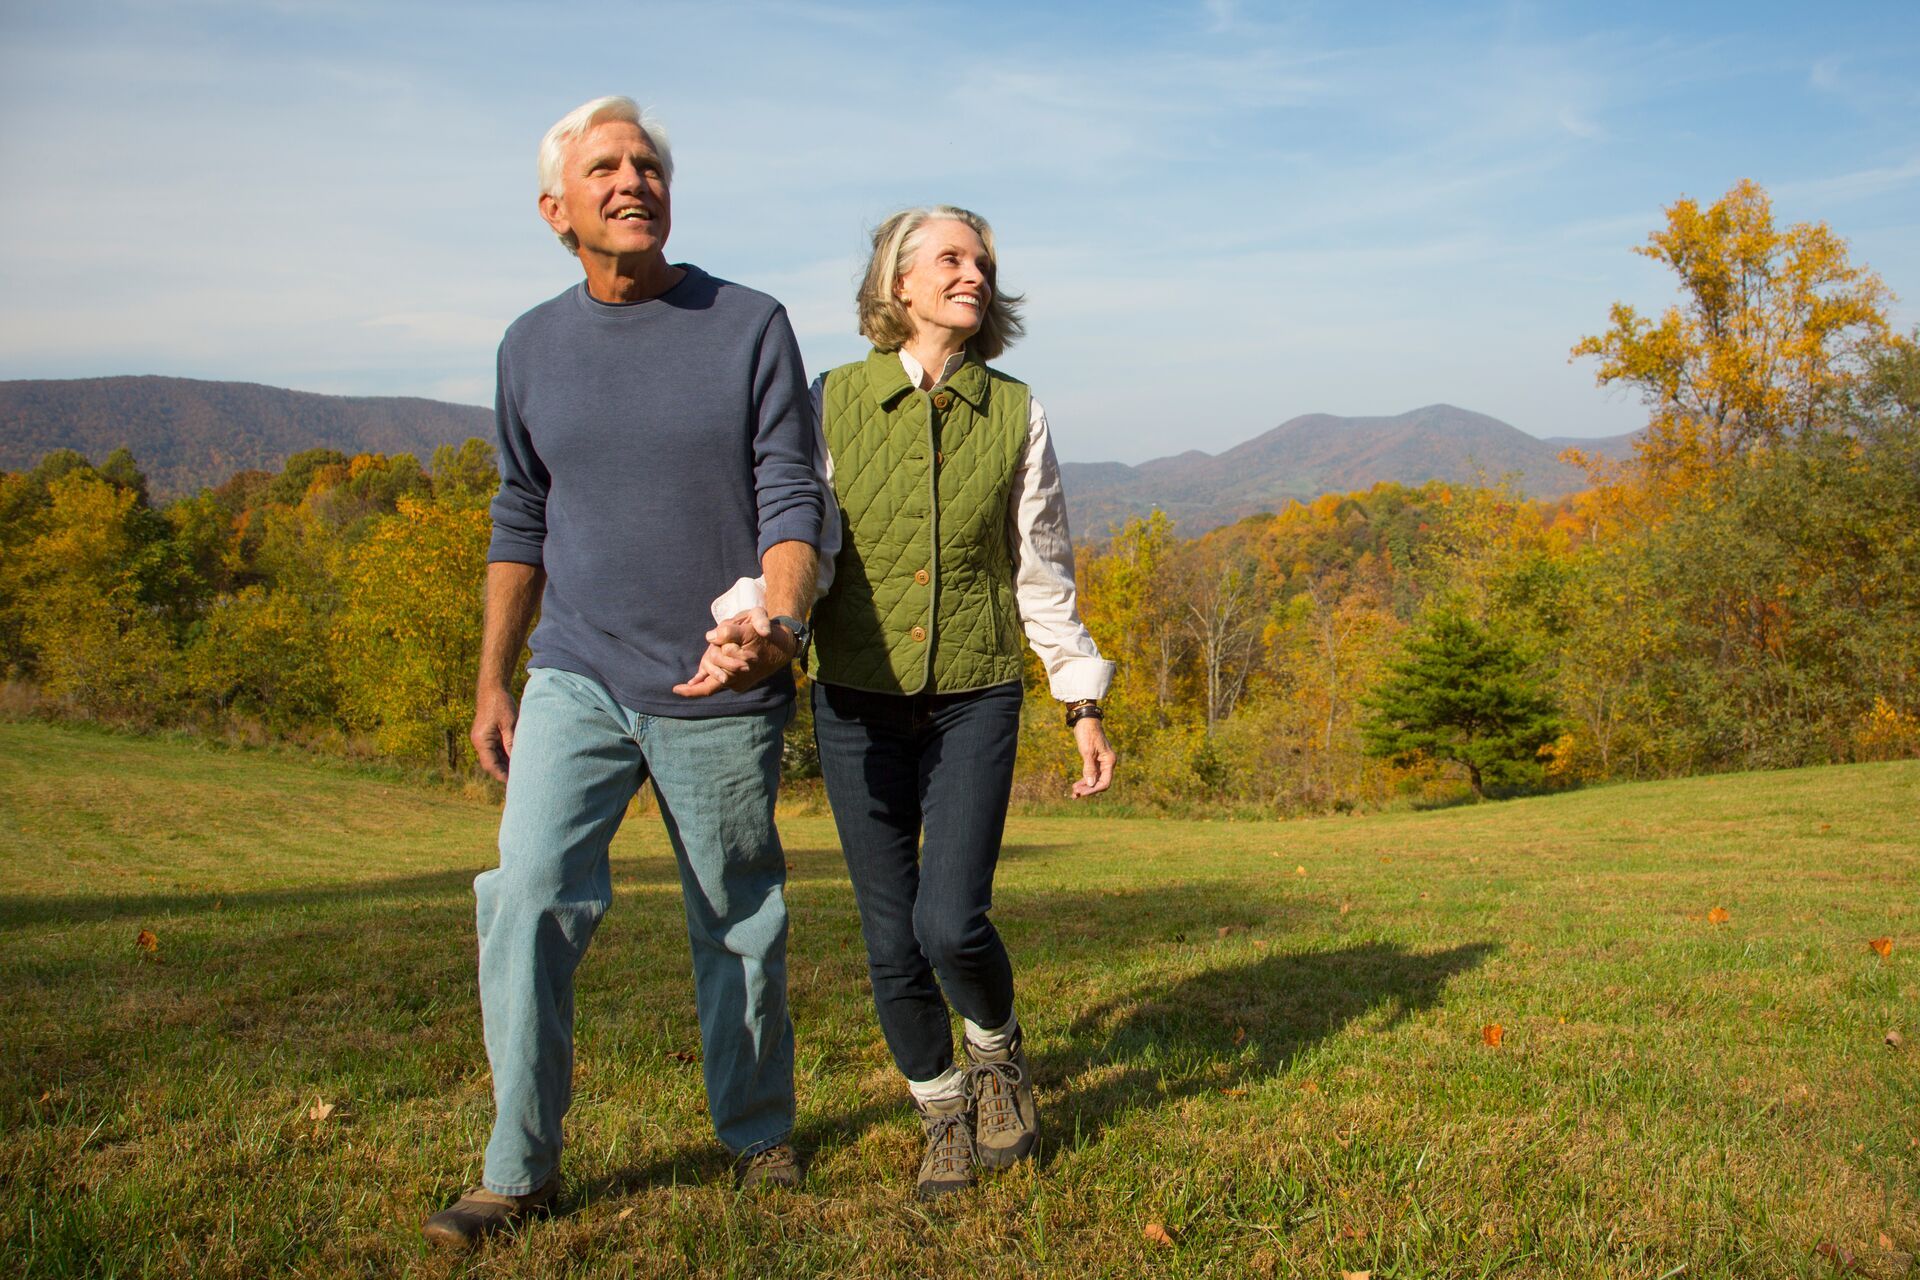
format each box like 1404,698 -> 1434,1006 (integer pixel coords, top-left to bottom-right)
1060,404 -> 1639,538
0,378 -> 1639,531
0,376 -> 492,497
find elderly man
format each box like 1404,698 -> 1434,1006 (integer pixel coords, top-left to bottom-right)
424,95 -> 821,1246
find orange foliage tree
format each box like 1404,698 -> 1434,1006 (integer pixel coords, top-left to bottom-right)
1571,179 -> 1894,492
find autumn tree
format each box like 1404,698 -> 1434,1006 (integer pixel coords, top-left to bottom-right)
16,471 -> 179,715
431,438 -> 500,509
1361,611 -> 1563,797
333,496 -> 491,769
185,585 -> 337,727
1572,179 -> 1895,490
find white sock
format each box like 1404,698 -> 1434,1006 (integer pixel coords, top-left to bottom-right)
906,1065 -> 966,1106
963,1012 -> 1019,1056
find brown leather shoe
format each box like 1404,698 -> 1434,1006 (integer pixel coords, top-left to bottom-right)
734,1141 -> 802,1190
913,1094 -> 976,1199
421,1175 -> 559,1247
966,1026 -> 1038,1170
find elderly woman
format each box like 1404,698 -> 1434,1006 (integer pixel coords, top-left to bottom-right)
802,205 -> 1116,1199
692,205 -> 1114,1196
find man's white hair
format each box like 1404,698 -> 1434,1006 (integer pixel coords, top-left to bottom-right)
536,96 -> 675,253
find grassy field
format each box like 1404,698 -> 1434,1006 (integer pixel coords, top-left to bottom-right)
1,721 -> 1915,1278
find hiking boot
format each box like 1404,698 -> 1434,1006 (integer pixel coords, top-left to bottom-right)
914,1093 -> 976,1200
735,1141 -> 802,1190
966,1026 -> 1038,1170
421,1174 -> 558,1247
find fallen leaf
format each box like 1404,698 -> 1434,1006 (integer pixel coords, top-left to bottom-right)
1298,1079 -> 1320,1095
617,1207 -> 636,1222
37,1091 -> 50,1104
1869,937 -> 1893,959
1819,823 -> 1832,831
1233,1026 -> 1247,1045
308,1100 -> 336,1124
1482,1023 -> 1504,1048
1295,865 -> 1307,877
1142,1222 -> 1175,1247
1887,1029 -> 1905,1049
1342,1272 -> 1373,1280
1815,1241 -> 1855,1269
1339,900 -> 1352,916
1220,1087 -> 1247,1098
1707,906 -> 1731,925
135,929 -> 158,953
1881,1233 -> 1895,1250
1335,1131 -> 1354,1150
667,1049 -> 699,1063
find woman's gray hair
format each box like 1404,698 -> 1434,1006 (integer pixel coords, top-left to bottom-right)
856,206 -> 1026,361
536,96 -> 674,254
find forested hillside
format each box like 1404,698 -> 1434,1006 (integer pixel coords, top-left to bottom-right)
1060,405 -> 1638,536
0,376 -> 492,498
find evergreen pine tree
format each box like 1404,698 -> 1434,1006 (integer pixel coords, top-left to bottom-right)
1361,611 -> 1563,797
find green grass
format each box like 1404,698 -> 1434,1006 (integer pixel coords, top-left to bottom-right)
1,720 -> 1915,1278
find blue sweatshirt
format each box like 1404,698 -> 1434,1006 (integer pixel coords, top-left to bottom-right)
487,267 -> 822,717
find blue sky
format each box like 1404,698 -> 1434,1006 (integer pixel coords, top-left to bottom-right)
1,1 -> 1914,464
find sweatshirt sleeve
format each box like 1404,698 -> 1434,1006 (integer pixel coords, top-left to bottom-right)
708,372 -> 840,622
749,307 -> 825,556
486,337 -> 549,566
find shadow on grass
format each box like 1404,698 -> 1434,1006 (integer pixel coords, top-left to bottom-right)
3,847 -> 1494,1205
1043,939 -> 1499,1154
0,856 -> 691,930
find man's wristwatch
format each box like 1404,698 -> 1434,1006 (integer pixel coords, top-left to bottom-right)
769,615 -> 811,666
1064,699 -> 1103,728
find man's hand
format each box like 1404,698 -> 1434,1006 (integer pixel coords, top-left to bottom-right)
672,607 -> 797,698
472,685 -> 520,782
1070,717 -> 1117,799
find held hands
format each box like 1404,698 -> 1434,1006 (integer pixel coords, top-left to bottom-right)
672,607 -> 798,699
471,685 -> 519,783
1071,716 -> 1117,799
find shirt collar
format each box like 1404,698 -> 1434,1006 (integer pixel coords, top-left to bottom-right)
869,347 -> 989,411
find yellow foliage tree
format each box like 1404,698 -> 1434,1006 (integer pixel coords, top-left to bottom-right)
333,497 -> 490,769
18,472 -> 176,716
1572,179 -> 1894,491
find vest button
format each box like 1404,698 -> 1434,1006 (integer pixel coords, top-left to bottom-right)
933,392 -> 952,410
914,569 -> 929,585
910,625 -> 927,643
935,450 -> 945,466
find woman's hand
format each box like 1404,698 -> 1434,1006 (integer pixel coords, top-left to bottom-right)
1071,717 -> 1116,799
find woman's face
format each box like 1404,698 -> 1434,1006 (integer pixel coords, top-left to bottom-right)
896,219 -> 992,344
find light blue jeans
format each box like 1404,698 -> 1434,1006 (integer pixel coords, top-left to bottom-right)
474,667 -> 794,1195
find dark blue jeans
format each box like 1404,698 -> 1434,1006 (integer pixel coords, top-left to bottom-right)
811,679 -> 1023,1082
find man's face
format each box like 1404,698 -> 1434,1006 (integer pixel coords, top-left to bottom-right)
540,120 -> 671,266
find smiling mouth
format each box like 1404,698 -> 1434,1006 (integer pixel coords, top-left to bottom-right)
612,208 -> 653,221
949,293 -> 981,308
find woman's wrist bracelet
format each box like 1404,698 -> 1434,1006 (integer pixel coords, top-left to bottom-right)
1064,700 -> 1103,729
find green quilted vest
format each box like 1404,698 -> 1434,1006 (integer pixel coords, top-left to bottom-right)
809,348 -> 1030,695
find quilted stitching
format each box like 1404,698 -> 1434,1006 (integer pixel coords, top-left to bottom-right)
811,349 -> 1027,694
